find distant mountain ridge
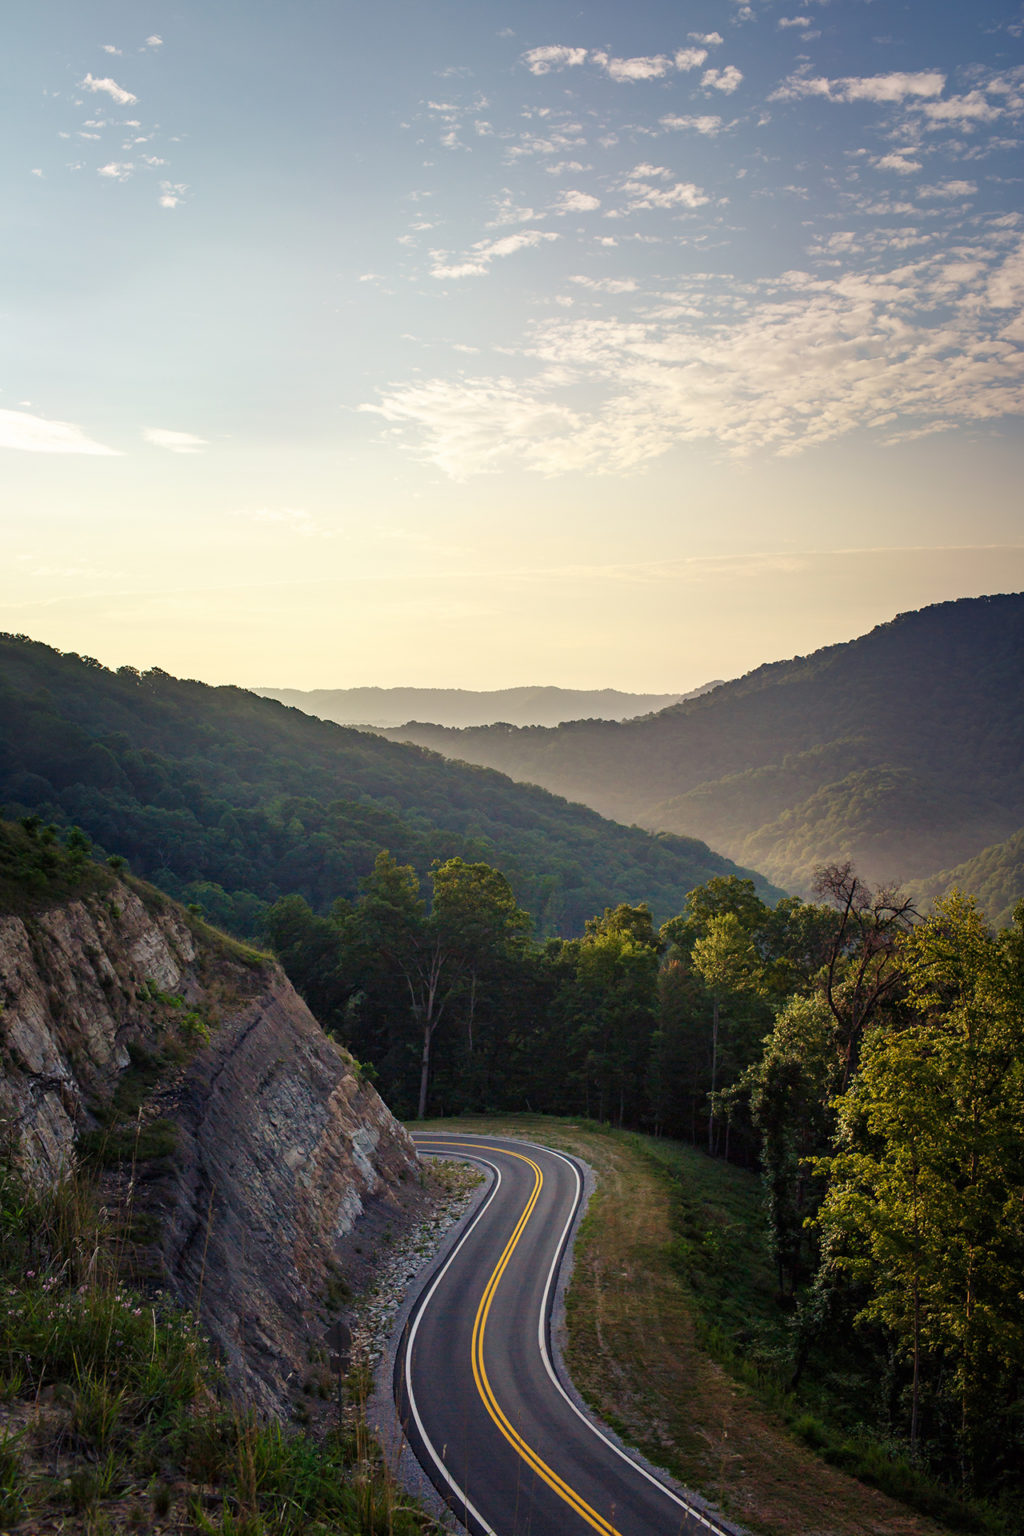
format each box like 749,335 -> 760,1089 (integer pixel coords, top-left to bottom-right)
0,634 -> 776,938
378,594 -> 1024,908
253,681 -> 722,729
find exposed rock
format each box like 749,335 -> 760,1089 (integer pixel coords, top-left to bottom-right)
0,876 -> 420,1415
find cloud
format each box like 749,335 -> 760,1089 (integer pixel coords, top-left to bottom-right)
487,192 -> 538,226
363,239 -> 1024,476
569,275 -> 638,293
98,162 -> 133,180
875,152 -> 923,173
0,408 -> 119,455
918,180 -> 977,199
771,70 -> 945,104
689,31 -> 723,46
702,66 -> 743,93
553,189 -> 601,214
101,44 -> 122,55
159,181 -> 188,208
80,73 -> 137,106
778,15 -> 813,27
621,178 -> 710,211
431,229 -> 559,279
143,427 -> 207,453
144,35 -> 163,48
917,90 -> 1001,126
660,113 -> 723,135
674,48 -> 708,71
592,52 -> 676,82
360,377 -> 589,479
522,45 -> 587,75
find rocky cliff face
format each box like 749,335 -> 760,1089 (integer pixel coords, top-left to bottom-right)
0,875 -> 419,1412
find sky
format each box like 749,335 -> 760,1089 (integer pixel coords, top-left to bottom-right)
2,0 -> 1023,692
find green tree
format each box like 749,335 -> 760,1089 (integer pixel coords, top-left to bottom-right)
815,894 -> 1024,1480
691,911 -> 762,1155
571,904 -> 662,1125
353,852 -> 531,1119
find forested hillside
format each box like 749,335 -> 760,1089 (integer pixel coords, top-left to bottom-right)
382,594 -> 1024,899
254,682 -> 719,728
0,634 -> 773,937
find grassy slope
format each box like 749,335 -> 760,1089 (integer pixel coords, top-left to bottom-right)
0,1161 -> 434,1536
417,1114 -> 958,1536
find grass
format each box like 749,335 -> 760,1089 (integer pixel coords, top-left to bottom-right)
0,1158 -> 437,1535
416,1113 -> 972,1536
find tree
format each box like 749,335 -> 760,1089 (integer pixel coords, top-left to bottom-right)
691,912 -> 762,1155
570,904 -> 662,1125
353,852 -> 531,1119
815,894 -> 1024,1481
743,994 -> 836,1297
813,862 -> 917,1092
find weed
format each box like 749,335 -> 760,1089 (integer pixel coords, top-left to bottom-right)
0,1428 -> 26,1525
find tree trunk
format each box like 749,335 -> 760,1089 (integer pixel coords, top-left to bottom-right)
416,1020 -> 433,1120
708,992 -> 719,1156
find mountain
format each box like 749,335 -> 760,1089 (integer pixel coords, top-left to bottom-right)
0,633 -> 779,938
912,828 -> 1024,931
379,594 -> 1024,902
252,681 -> 722,729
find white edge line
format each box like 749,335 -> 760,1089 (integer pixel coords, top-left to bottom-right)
413,1136 -> 738,1536
534,1142 -> 739,1536
403,1151 -> 503,1536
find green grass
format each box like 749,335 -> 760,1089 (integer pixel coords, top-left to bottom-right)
0,1159 -> 434,1535
626,1133 -> 1016,1536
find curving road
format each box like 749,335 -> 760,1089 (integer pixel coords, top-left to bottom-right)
395,1133 -> 738,1536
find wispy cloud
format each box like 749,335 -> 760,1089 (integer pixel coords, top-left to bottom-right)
159,181 -> 188,208
771,69 -> 945,104
0,408 -> 119,456
144,427 -> 207,453
918,179 -> 977,198
553,189 -> 600,214
620,175 -> 710,211
431,229 -> 559,279
522,45 -> 587,76
569,275 -> 638,293
80,73 -> 137,106
875,151 -> 923,173
660,113 -> 724,135
363,236 -> 1024,477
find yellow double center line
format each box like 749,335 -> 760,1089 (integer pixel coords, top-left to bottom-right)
419,1141 -> 623,1536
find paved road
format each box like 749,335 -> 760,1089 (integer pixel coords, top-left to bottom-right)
396,1133 -> 737,1536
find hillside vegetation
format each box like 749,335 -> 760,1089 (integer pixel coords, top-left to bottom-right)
0,633 -> 774,939
380,594 -> 1024,900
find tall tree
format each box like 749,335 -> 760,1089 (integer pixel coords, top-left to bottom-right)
813,862 -> 917,1092
353,851 -> 532,1118
815,894 -> 1024,1481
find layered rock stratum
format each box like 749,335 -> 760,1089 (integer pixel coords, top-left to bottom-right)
0,872 -> 419,1412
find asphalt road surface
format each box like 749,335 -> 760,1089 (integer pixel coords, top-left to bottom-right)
396,1133 -> 738,1536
